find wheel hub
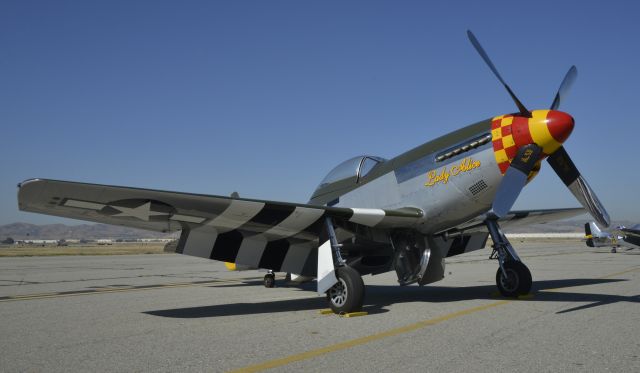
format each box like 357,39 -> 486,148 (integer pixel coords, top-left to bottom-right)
328,278 -> 348,307
499,268 -> 519,292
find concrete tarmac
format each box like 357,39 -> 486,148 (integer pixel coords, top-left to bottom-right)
1,241 -> 638,372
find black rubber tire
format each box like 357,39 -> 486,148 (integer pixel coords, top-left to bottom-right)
326,266 -> 365,314
264,273 -> 275,288
611,247 -> 617,253
495,261 -> 532,297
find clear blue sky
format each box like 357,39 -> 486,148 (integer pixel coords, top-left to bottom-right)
2,0 -> 639,225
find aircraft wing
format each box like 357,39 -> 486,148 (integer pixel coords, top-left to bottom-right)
454,207 -> 586,233
17,179 -> 424,275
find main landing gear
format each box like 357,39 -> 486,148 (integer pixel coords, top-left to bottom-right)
486,218 -> 532,297
323,217 -> 365,314
327,266 -> 365,314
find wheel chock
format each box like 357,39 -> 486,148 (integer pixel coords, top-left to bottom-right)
340,311 -> 368,318
318,309 -> 369,317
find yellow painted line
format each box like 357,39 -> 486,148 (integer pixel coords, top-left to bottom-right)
598,266 -> 640,279
489,292 -> 534,300
227,300 -> 510,373
0,277 -> 258,303
1,287 -> 165,302
517,294 -> 535,300
9,292 -> 53,298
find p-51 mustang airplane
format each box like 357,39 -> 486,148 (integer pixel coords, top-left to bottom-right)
17,31 -> 610,314
585,222 -> 639,253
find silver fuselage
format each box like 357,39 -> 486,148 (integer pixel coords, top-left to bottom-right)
311,119 -> 508,234
337,146 -> 499,234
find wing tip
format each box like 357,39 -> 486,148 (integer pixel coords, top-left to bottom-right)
18,178 -> 44,189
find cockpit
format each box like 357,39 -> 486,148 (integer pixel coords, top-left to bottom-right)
311,155 -> 387,201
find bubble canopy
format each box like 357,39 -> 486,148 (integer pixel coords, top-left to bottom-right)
317,155 -> 387,189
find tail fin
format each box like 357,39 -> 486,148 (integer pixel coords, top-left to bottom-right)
585,222 -> 605,247
587,222 -> 602,236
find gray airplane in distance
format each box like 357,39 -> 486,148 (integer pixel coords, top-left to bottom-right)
585,222 -> 640,253
17,31 -> 609,314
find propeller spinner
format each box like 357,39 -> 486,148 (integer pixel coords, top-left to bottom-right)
467,30 -> 610,227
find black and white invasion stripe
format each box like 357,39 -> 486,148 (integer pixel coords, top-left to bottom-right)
176,201 -> 423,276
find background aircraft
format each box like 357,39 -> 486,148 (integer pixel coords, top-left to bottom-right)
585,222 -> 640,253
17,31 -> 609,314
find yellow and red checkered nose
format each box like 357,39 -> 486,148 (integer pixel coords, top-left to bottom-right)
491,110 -> 574,174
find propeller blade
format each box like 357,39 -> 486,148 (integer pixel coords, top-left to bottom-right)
492,144 -> 542,217
547,147 -> 611,227
550,66 -> 578,110
467,30 -> 530,117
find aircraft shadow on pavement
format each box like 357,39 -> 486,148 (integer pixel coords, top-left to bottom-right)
366,278 -> 638,315
144,277 -> 634,318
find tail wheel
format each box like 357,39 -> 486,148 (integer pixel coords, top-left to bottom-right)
496,261 -> 532,297
326,266 -> 364,314
264,273 -> 275,288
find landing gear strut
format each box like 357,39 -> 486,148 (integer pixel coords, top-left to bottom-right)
322,217 -> 365,313
486,217 -> 532,297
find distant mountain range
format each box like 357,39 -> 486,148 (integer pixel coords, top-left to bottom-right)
0,223 -> 176,240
